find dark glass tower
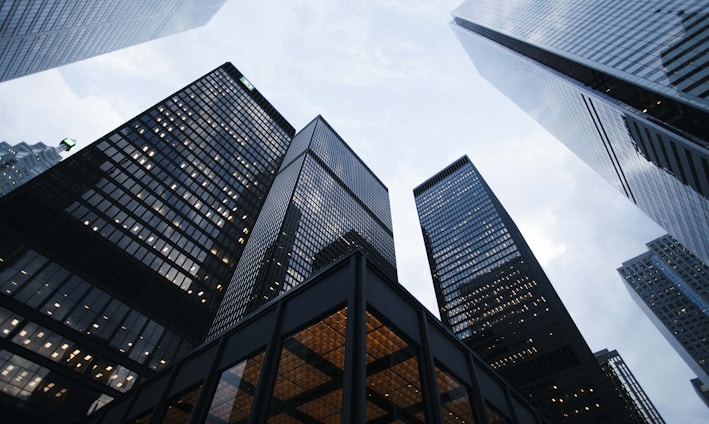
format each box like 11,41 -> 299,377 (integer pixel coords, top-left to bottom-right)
450,0 -> 709,265
210,116 -> 397,339
0,63 -> 293,423
0,0 -> 226,82
414,156 -> 632,423
594,349 -> 666,424
618,234 -> 709,389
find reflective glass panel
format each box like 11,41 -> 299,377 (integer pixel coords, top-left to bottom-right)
0,305 -> 22,337
86,393 -> 115,416
12,322 -> 93,369
436,365 -> 476,423
206,351 -> 265,423
266,307 -> 347,423
161,384 -> 202,424
0,350 -> 69,407
90,359 -> 138,392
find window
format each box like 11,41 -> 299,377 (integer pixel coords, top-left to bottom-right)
365,310 -> 426,422
267,308 -> 347,422
206,351 -> 265,423
435,364 -> 476,423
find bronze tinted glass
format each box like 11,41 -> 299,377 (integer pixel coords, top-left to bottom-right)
206,351 -> 265,423
161,384 -> 202,424
436,365 -> 476,423
267,308 -> 347,423
365,311 -> 426,423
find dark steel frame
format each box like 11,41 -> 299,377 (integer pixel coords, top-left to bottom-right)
85,252 -> 546,424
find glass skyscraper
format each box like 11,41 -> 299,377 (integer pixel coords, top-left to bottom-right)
414,156 -> 634,423
691,378 -> 709,409
594,349 -> 666,424
619,234 -> 709,390
0,0 -> 226,82
0,138 -> 75,197
450,0 -> 709,265
0,62 -> 293,423
210,116 -> 397,339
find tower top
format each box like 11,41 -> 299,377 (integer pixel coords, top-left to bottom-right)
58,138 -> 76,152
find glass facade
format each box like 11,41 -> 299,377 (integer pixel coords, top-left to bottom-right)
206,351 -> 264,422
266,307 -> 347,422
0,63 -> 294,423
0,141 -> 64,197
414,156 -> 634,423
84,252 -> 544,424
451,0 -> 709,265
0,0 -> 226,81
594,349 -> 666,424
209,116 -> 396,338
619,234 -> 709,385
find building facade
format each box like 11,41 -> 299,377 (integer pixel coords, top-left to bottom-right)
0,0 -> 225,82
0,138 -> 75,196
691,378 -> 709,409
594,349 -> 666,424
83,252 -> 547,424
209,116 -> 397,339
414,156 -> 633,423
0,62 -> 293,423
618,234 -> 709,387
450,0 -> 709,264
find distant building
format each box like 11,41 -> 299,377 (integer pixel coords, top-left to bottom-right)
594,349 -> 666,424
209,115 -> 397,338
0,138 -> 75,196
0,0 -> 226,81
414,156 -> 633,423
84,252 -> 546,424
619,234 -> 709,389
450,0 -> 709,264
691,378 -> 709,409
0,63 -> 293,423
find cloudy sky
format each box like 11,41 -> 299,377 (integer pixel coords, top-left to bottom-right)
0,1 -> 704,422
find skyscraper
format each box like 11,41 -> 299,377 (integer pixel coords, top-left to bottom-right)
450,0 -> 709,264
618,234 -> 709,389
414,156 -> 632,423
691,378 -> 709,409
210,115 -> 397,338
0,0 -> 226,82
594,349 -> 666,424
0,62 -> 293,423
0,138 -> 75,196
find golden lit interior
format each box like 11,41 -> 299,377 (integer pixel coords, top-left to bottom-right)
207,351 -> 265,423
436,365 -> 476,423
186,308 -> 478,423
160,384 -> 202,424
266,308 -> 347,423
365,311 -> 426,423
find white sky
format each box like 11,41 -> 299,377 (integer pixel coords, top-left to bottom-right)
0,1 -> 705,422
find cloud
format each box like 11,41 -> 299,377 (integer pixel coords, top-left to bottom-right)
0,70 -> 124,152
